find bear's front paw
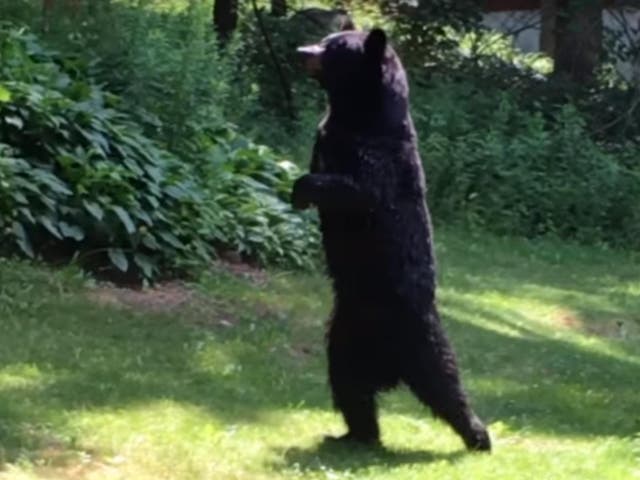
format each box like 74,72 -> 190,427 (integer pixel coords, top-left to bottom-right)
291,175 -> 313,210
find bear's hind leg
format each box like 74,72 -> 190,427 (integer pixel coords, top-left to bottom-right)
327,322 -> 380,445
404,358 -> 490,451
402,308 -> 491,452
328,381 -> 380,445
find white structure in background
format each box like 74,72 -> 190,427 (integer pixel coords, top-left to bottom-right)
482,4 -> 640,81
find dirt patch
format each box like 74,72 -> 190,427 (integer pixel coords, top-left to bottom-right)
585,319 -> 637,339
553,309 -> 584,330
551,308 -> 638,339
217,254 -> 269,286
88,277 -> 240,329
87,258 -> 272,327
89,281 -> 195,314
288,344 -> 316,359
35,449 -> 116,480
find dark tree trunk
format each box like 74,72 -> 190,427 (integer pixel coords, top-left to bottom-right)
42,0 -> 55,31
540,0 -> 556,56
553,0 -> 603,83
271,0 -> 287,17
213,0 -> 238,42
42,0 -> 82,32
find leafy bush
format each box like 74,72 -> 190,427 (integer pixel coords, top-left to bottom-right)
4,1 -> 640,261
187,129 -> 320,269
0,27 -> 197,276
77,1 -> 254,154
417,81 -> 640,248
385,0 -> 482,66
0,25 -> 319,278
199,144 -> 323,269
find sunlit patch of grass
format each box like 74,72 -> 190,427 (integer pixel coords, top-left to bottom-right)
1,229 -> 639,479
0,365 -> 48,390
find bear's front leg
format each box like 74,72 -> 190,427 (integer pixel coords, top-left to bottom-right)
291,174 -> 314,210
291,174 -> 370,211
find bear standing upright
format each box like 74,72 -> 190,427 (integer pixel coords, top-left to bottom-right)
292,28 -> 491,451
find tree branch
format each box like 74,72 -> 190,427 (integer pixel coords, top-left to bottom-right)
250,0 -> 295,119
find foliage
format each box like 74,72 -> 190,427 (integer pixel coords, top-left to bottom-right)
2,0 -> 640,268
0,26 -> 198,277
230,5 -> 330,152
0,25 -> 319,278
1,228 -> 639,478
193,131 -> 320,268
381,0 -> 482,65
416,80 -> 640,249
24,1 -> 255,152
92,2 -> 257,154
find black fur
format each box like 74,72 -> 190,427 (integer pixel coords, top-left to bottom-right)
293,29 -> 491,451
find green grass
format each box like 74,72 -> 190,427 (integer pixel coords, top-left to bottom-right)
1,228 -> 639,479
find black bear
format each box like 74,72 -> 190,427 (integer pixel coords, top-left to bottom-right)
291,28 -> 491,452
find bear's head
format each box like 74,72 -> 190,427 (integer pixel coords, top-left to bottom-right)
297,29 -> 409,133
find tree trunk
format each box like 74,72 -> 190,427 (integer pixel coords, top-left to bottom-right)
42,0 -> 55,31
553,0 -> 603,83
213,0 -> 238,42
42,0 -> 82,32
271,0 -> 287,17
540,0 -> 556,56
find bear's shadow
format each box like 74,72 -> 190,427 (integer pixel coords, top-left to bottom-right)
273,437 -> 465,474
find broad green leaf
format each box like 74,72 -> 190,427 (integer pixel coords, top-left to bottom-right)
133,253 -> 154,278
144,165 -> 163,182
132,207 -> 153,226
32,169 -> 72,195
39,216 -> 63,239
59,221 -> 85,241
83,200 -> 104,221
0,85 -> 11,103
112,206 -> 135,234
108,249 -> 129,272
165,185 -> 187,200
123,158 -> 144,176
12,221 -> 34,257
18,207 -> 35,224
142,234 -> 160,250
11,191 -> 28,205
146,195 -> 160,209
158,231 -> 185,250
5,116 -> 24,130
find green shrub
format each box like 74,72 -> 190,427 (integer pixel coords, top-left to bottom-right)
0,27 -> 198,276
0,25 -> 319,278
4,2 -> 639,259
81,1 -> 253,154
186,128 -> 320,269
417,81 -> 640,248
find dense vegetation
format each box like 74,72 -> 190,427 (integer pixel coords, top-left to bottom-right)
0,12 -> 319,279
1,0 -> 640,279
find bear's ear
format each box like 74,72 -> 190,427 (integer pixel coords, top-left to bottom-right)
364,28 -> 387,63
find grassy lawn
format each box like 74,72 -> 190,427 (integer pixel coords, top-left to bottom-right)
0,228 -> 639,479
